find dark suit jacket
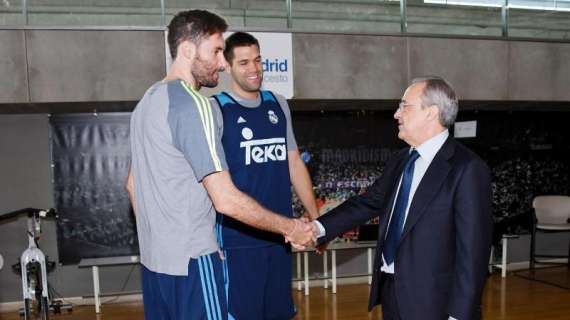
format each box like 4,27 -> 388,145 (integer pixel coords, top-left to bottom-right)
318,137 -> 493,320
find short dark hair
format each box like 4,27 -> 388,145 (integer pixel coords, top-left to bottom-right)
167,10 -> 228,59
224,32 -> 260,65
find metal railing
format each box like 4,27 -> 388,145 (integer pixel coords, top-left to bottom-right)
1,0 -> 569,41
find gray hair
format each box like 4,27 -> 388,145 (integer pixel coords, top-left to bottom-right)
411,76 -> 458,128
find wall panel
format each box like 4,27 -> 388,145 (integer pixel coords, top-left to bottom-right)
0,30 -> 28,104
508,41 -> 570,101
26,30 -> 165,102
293,33 -> 407,99
408,37 -> 509,100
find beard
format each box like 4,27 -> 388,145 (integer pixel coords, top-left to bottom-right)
191,53 -> 221,88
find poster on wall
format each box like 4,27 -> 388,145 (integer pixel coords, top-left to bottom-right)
164,31 -> 294,98
51,114 -> 138,264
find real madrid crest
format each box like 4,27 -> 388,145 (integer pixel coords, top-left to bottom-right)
268,110 -> 279,124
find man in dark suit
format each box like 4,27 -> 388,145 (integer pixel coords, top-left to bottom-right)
312,77 -> 493,320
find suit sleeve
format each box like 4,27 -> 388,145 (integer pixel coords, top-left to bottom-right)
448,159 -> 493,319
317,153 -> 403,243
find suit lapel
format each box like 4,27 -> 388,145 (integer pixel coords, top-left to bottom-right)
399,137 -> 455,242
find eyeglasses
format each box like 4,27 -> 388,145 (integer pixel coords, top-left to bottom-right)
397,102 -> 416,111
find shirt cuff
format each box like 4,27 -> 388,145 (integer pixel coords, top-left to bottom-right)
313,221 -> 326,238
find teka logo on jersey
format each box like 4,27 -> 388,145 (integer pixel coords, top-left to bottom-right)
240,129 -> 287,165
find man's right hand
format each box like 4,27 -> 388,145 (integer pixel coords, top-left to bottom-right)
284,219 -> 316,250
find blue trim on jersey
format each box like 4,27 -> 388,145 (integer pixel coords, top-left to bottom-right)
214,92 -> 233,108
260,90 -> 277,103
215,90 -> 277,109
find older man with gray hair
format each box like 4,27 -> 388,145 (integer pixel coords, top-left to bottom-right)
311,76 -> 493,320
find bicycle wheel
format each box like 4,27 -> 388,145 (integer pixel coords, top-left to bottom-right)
23,298 -> 32,320
23,263 -> 37,320
40,296 -> 49,320
34,263 -> 49,320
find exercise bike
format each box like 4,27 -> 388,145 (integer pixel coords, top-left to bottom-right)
0,208 -> 70,319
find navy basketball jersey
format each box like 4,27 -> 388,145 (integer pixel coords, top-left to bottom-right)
214,91 -> 293,249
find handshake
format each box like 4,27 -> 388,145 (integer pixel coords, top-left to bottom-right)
283,218 -> 324,251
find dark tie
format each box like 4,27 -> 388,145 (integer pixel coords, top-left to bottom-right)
383,149 -> 420,265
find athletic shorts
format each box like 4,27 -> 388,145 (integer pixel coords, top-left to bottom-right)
141,252 -> 228,320
223,244 -> 295,320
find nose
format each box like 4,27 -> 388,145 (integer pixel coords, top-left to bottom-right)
247,63 -> 260,74
394,107 -> 401,120
252,60 -> 263,73
218,54 -> 227,71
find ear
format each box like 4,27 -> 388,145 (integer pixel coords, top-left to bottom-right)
426,105 -> 439,121
224,60 -> 231,74
179,40 -> 196,61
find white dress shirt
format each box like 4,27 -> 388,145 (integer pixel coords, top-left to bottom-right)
313,130 -> 455,319
380,129 -> 449,273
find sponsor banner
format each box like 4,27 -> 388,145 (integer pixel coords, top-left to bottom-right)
248,32 -> 294,99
